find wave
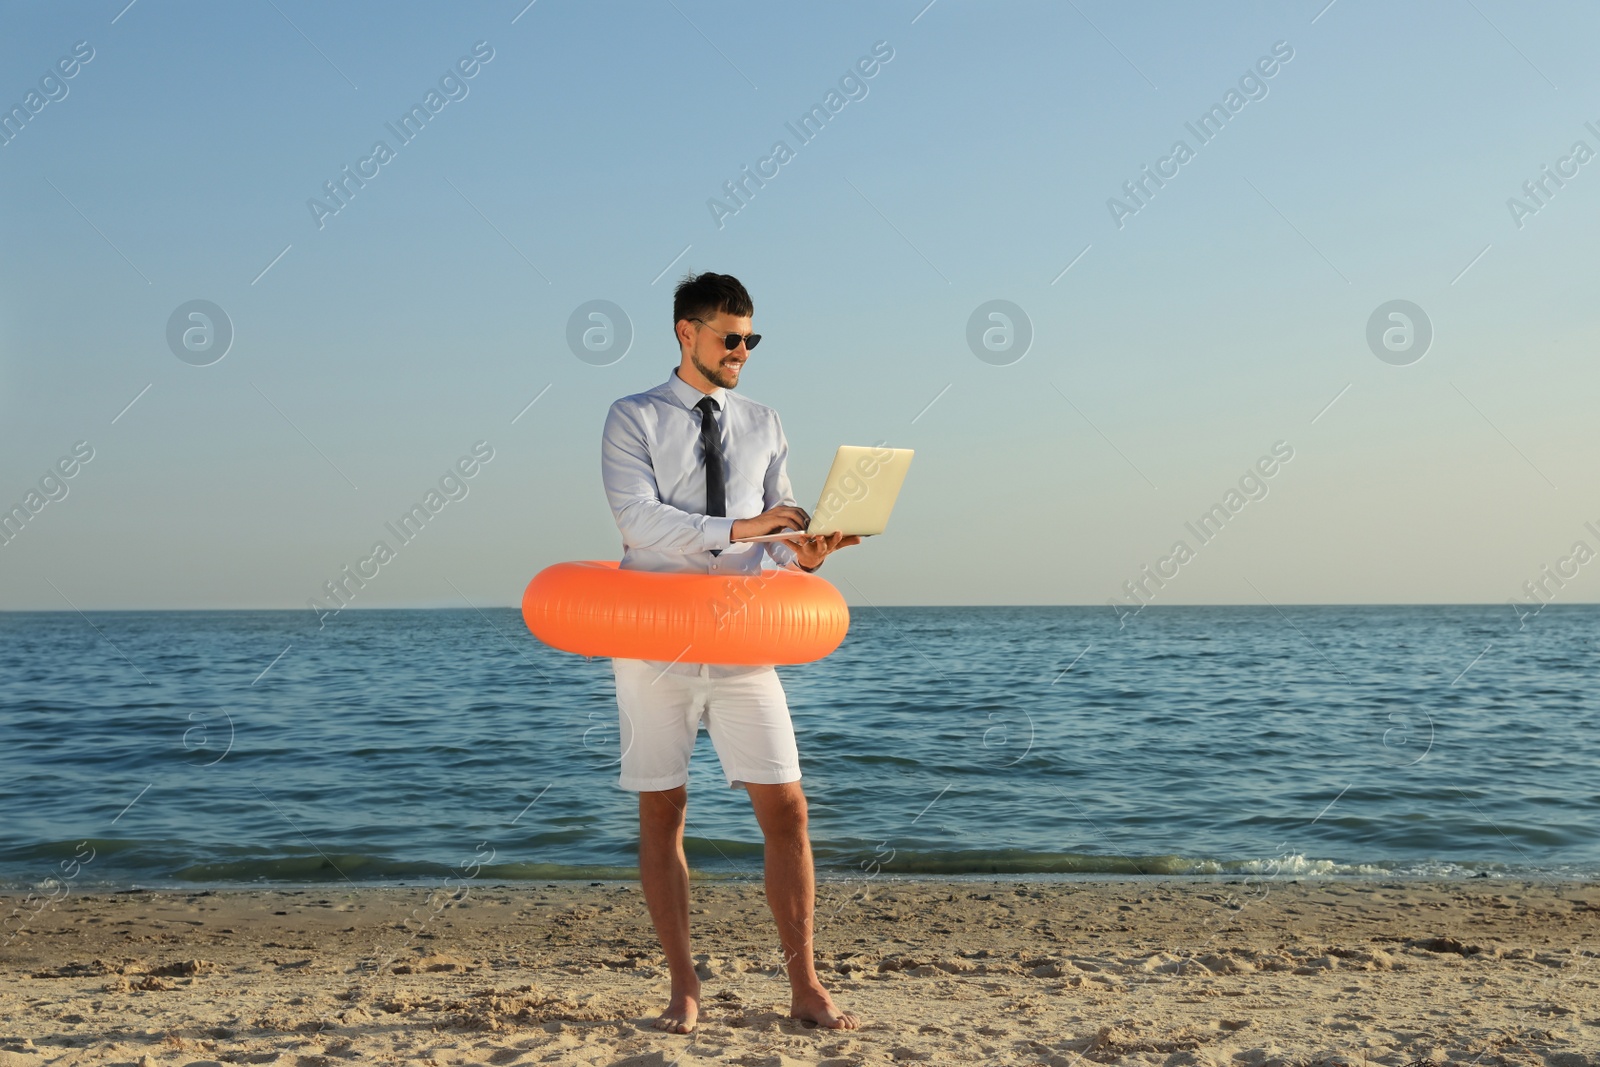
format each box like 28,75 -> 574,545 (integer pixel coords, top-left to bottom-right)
0,841 -> 1568,890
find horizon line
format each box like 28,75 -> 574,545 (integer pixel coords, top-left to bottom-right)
2,601 -> 1596,614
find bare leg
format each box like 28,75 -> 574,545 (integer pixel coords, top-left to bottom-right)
745,780 -> 860,1030
638,785 -> 699,1033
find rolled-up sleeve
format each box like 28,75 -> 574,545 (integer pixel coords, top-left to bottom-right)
602,402 -> 736,553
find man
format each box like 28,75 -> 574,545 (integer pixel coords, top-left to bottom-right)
600,271 -> 860,1034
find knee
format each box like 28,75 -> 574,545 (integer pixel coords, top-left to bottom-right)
759,787 -> 808,838
774,803 -> 808,839
767,810 -> 808,849
639,788 -> 687,838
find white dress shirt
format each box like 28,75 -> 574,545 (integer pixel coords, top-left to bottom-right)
602,366 -> 805,678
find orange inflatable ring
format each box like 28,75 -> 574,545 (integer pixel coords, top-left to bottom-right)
521,560 -> 850,665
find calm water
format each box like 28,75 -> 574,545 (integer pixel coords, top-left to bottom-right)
1,604 -> 1596,889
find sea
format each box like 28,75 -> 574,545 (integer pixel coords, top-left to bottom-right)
1,605 -> 1596,891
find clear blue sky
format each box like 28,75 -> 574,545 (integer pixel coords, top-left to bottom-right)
3,0 -> 1598,611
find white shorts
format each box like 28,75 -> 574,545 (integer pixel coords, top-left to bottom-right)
610,658 -> 802,792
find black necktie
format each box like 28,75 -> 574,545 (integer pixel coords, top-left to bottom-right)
696,396 -> 725,555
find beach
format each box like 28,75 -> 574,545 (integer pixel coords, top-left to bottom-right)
3,878 -> 1597,1067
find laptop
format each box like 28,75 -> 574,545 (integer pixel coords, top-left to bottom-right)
732,444 -> 914,542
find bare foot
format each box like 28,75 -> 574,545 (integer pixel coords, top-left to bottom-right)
790,985 -> 859,1030
654,984 -> 699,1034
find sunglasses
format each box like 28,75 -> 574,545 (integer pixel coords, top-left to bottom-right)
690,318 -> 761,351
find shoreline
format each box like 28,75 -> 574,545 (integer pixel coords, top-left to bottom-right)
4,878 -> 1597,1065
3,876 -> 1587,902
1,867 -> 1588,896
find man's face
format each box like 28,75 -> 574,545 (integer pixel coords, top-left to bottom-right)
686,311 -> 753,390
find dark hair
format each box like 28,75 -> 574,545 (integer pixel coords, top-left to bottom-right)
673,272 -> 753,341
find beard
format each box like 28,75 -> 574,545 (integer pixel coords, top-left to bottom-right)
692,350 -> 743,390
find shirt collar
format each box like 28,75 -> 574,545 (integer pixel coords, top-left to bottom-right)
666,365 -> 726,410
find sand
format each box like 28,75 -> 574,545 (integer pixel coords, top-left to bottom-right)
2,877 -> 1597,1066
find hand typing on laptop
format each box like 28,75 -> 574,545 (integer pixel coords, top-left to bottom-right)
731,505 -> 861,572
729,504 -> 811,542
